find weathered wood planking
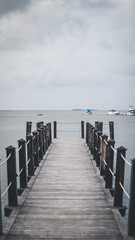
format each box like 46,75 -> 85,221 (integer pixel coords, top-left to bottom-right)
3,138 -> 125,240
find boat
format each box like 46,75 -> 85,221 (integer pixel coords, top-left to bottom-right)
125,106 -> 135,116
37,113 -> 43,116
107,110 -> 120,115
86,109 -> 92,115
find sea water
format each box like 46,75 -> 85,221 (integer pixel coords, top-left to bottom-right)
0,110 -> 135,224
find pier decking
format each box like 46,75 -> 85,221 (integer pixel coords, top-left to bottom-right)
3,138 -> 126,240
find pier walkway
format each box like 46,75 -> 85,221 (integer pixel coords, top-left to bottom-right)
3,138 -> 126,240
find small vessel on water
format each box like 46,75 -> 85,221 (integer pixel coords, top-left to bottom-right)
125,106 -> 135,116
107,110 -> 120,115
86,109 -> 92,115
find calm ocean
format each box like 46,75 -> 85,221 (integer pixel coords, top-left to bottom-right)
0,110 -> 135,223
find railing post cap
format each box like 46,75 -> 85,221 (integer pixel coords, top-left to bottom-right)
26,134 -> 33,138
101,134 -> 108,138
117,146 -> 127,151
5,145 -> 16,150
131,158 -> 135,164
97,130 -> 102,134
37,128 -> 42,132
107,139 -> 115,144
18,138 -> 26,143
97,131 -> 102,135
33,131 -> 38,134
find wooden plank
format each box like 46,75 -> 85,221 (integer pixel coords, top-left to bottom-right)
4,139 -> 125,240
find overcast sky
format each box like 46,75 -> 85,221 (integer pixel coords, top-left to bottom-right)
0,0 -> 135,110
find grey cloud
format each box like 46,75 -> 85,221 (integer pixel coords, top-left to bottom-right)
0,0 -> 31,17
79,0 -> 115,9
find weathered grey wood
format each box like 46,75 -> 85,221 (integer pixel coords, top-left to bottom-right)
3,139 -> 126,240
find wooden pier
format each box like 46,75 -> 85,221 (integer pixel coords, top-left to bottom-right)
2,138 -> 128,240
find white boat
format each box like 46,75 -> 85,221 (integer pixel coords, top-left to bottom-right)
107,110 -> 120,115
125,106 -> 135,116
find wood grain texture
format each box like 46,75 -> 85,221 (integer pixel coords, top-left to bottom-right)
4,139 -> 124,240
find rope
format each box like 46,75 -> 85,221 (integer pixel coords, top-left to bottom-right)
110,145 -> 117,154
109,168 -> 115,178
103,158 -> 107,166
33,136 -> 36,139
26,140 -> 30,145
119,182 -> 130,199
1,182 -> 12,198
16,145 -> 22,153
0,153 -> 12,167
17,168 -> 23,177
104,140 -> 108,145
58,122 -> 80,125
121,154 -> 131,167
26,158 -> 31,166
58,130 -> 80,133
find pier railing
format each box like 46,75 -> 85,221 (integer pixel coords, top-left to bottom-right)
0,121 -> 52,235
53,121 -> 84,138
86,121 -> 135,237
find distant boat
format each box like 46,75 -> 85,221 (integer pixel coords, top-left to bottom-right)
107,110 -> 120,115
125,106 -> 135,116
37,113 -> 43,116
86,109 -> 92,115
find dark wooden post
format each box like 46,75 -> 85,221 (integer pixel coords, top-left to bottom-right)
37,129 -> 43,160
109,121 -> 114,140
49,122 -> 52,144
114,146 -> 127,216
93,129 -> 98,160
98,122 -> 103,132
40,126 -> 45,154
33,131 -> 39,167
128,159 -> 135,236
105,139 -> 115,190
43,125 -> 47,153
37,121 -> 44,129
88,123 -> 92,150
44,125 -> 48,151
54,121 -> 57,138
43,125 -> 46,153
0,177 -> 2,235
95,121 -> 99,130
26,135 -> 34,177
26,122 -> 32,135
100,134 -> 108,176
5,146 -> 18,208
96,131 -> 102,167
81,121 -> 84,138
18,139 -> 27,194
90,126 -> 95,154
86,122 -> 89,144
46,123 -> 50,147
